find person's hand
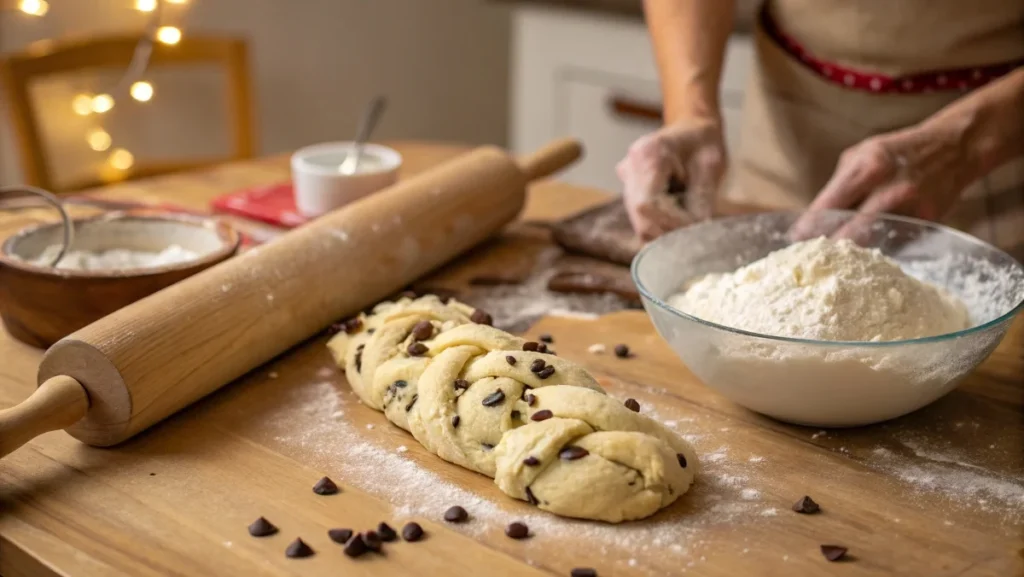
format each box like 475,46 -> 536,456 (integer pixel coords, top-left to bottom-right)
791,115 -> 980,239
616,118 -> 727,241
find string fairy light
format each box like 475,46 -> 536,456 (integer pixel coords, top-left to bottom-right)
18,0 -> 49,17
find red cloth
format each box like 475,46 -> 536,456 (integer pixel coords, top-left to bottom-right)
210,183 -> 308,229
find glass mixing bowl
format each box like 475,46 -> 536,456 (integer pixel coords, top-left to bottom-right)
632,210 -> 1024,427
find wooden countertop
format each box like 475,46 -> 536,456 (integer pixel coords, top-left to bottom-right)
1,142 -> 1022,577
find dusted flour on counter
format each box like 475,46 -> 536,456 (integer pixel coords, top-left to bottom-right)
668,237 -> 970,342
32,244 -> 199,271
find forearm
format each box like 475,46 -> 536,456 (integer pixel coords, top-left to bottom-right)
922,67 -> 1024,179
643,0 -> 736,124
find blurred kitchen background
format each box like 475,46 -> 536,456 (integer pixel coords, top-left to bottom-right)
0,0 -> 759,193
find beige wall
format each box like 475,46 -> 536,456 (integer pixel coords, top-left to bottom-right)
0,0 -> 510,187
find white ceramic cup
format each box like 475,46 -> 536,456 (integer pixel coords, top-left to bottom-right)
290,142 -> 402,217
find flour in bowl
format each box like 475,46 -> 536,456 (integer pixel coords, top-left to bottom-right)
31,244 -> 199,271
668,236 -> 970,342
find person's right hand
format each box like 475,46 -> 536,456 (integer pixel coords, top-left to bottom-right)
616,118 -> 727,241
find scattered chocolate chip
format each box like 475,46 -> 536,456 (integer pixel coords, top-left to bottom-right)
505,522 -> 530,539
451,415 -> 461,428
394,379 -> 408,388
328,528 -> 353,544
536,365 -> 555,379
285,538 -> 314,558
820,545 -> 848,562
524,393 -> 537,407
539,334 -> 554,343
444,506 -> 468,523
571,568 -> 598,577
537,343 -> 549,353
406,394 -> 419,412
248,517 -> 278,537
313,476 -> 339,495
344,318 -> 363,334
407,342 -> 428,356
505,355 -> 517,366
523,456 -> 540,466
363,531 -> 383,552
471,310 -> 493,325
377,522 -> 397,542
530,359 -> 546,373
559,446 -> 589,460
624,398 -> 641,412
482,389 -> 506,407
511,410 -> 521,420
677,453 -> 688,468
454,378 -> 469,391
531,409 -> 553,421
481,443 -> 494,451
522,342 -> 541,352
525,486 -> 538,506
343,533 -> 368,557
149,472 -> 156,476
614,344 -> 630,358
411,320 -> 434,341
355,348 -> 364,372
367,328 -> 375,334
402,522 -> 425,542
793,495 -> 820,514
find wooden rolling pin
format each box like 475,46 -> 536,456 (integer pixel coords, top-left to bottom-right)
0,139 -> 583,457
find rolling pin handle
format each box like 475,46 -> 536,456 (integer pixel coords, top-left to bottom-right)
0,375 -> 88,458
517,138 -> 584,182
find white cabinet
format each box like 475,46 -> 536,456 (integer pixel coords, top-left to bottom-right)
510,5 -> 753,194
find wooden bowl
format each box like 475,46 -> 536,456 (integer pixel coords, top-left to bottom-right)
0,211 -> 240,348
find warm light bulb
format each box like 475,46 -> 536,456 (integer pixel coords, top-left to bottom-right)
91,94 -> 115,114
156,26 -> 182,45
109,149 -> 135,171
130,81 -> 154,102
135,0 -> 157,12
87,129 -> 112,152
72,94 -> 94,116
19,0 -> 49,16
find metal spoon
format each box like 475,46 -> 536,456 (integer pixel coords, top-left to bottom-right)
339,95 -> 387,175
0,185 -> 75,268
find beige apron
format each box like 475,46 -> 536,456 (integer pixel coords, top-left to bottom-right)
727,0 -> 1024,260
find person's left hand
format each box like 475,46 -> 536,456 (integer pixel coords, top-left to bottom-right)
791,113 -> 981,238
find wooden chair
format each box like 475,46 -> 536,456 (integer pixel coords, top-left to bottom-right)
0,34 -> 255,192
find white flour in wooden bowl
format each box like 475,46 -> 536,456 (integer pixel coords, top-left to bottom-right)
31,244 -> 199,271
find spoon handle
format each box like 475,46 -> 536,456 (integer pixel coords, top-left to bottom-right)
351,96 -> 388,164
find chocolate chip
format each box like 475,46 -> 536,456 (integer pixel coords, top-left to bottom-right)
537,343 -> 549,353
313,476 -> 339,495
481,443 -> 494,451
793,495 -> 820,514
248,516 -> 278,537
328,528 -> 353,544
539,334 -> 554,343
525,486 -> 538,506
536,365 -> 555,379
377,522 -> 397,542
406,394 -> 419,411
451,415 -> 461,428
614,344 -> 630,358
444,505 -> 468,523
820,545 -> 848,562
407,342 -> 428,356
394,379 -> 408,388
411,320 -> 434,341
523,456 -> 540,466
363,531 -> 382,552
367,328 -> 375,334
559,446 -> 589,460
624,398 -> 640,412
524,393 -> 537,406
506,355 -> 517,366
355,348 -> 363,372
454,379 -> 469,391
482,389 -> 506,407
531,409 -> 553,421
343,533 -> 368,557
522,342 -> 541,352
470,310 -> 493,325
505,522 -> 529,539
677,453 -> 688,468
511,410 -> 521,420
402,522 -> 425,542
530,359 -> 546,373
285,538 -> 314,558
571,568 -> 598,577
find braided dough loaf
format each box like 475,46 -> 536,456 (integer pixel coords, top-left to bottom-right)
327,295 -> 698,523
